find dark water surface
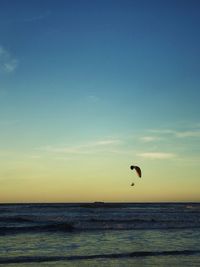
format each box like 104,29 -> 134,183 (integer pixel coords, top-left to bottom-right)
0,202 -> 200,266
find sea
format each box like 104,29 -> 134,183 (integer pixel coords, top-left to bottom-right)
0,202 -> 200,266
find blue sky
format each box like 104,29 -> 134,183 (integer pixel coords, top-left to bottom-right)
0,0 -> 200,202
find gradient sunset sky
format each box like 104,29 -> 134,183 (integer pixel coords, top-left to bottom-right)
0,0 -> 200,202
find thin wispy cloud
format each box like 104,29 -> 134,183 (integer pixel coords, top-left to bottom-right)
148,127 -> 200,139
138,152 -> 176,160
175,131 -> 200,138
38,139 -> 122,155
91,140 -> 120,146
149,129 -> 173,134
0,46 -> 18,73
140,136 -> 161,142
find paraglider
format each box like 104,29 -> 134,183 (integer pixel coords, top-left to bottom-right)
130,165 -> 142,186
130,165 -> 142,177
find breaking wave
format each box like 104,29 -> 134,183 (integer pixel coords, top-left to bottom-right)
0,250 -> 199,264
0,203 -> 199,235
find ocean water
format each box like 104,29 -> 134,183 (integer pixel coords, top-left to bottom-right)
0,203 -> 200,266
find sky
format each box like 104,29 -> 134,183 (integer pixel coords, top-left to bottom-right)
0,0 -> 200,203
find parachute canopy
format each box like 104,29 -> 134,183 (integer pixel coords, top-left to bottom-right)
130,165 -> 142,178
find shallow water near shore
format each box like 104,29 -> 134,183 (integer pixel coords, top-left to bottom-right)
0,203 -> 200,266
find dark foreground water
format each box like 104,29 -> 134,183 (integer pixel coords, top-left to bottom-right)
0,202 -> 200,266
